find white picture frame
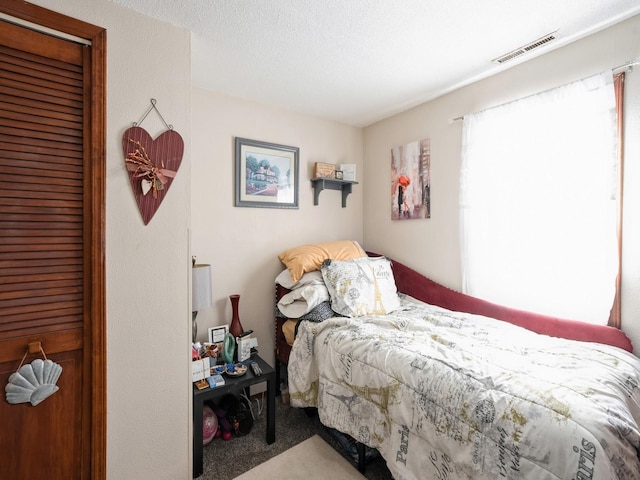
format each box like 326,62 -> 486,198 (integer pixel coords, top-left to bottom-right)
208,325 -> 229,344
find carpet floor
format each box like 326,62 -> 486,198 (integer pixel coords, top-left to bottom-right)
198,396 -> 394,480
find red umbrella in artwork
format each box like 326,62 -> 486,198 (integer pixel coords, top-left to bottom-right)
398,175 -> 411,187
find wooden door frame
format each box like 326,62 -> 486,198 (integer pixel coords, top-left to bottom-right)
0,2 -> 107,478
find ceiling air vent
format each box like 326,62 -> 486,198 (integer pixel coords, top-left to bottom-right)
493,31 -> 559,64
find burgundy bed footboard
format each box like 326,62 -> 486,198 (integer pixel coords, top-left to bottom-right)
379,253 -> 633,353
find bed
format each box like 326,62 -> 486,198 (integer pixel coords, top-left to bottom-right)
274,241 -> 640,480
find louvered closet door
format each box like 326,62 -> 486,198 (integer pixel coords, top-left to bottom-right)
0,18 -> 97,479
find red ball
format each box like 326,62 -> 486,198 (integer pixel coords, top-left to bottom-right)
222,431 -> 232,441
214,427 -> 222,438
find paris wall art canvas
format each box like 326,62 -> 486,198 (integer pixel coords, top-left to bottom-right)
391,138 -> 431,220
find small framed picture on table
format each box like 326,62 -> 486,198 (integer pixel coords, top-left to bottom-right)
335,170 -> 343,180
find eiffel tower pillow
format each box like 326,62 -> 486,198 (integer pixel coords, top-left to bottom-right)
321,256 -> 400,317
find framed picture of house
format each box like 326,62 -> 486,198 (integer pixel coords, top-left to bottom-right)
235,137 -> 299,208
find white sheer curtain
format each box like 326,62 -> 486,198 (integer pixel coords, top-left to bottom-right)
460,72 -> 618,324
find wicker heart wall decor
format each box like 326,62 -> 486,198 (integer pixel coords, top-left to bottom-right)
122,125 -> 184,225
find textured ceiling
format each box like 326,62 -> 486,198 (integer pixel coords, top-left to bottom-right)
113,0 -> 640,126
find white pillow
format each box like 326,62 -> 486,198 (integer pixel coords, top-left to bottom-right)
275,269 -> 324,290
277,284 -> 330,318
321,256 -> 400,317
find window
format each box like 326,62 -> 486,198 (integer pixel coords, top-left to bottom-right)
460,72 -> 622,325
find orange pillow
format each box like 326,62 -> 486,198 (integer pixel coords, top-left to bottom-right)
278,240 -> 366,283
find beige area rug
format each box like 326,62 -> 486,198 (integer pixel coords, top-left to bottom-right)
233,434 -> 368,480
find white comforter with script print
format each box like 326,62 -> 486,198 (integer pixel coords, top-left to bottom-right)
288,295 -> 640,480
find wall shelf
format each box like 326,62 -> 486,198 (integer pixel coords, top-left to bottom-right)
311,178 -> 358,207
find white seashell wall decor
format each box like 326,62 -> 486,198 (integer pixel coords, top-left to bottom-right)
5,358 -> 62,406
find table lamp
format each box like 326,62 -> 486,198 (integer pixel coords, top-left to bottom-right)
192,263 -> 212,342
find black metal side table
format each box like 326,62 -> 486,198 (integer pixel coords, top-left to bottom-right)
192,354 -> 275,478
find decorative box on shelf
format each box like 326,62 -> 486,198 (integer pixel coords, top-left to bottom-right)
313,162 -> 336,179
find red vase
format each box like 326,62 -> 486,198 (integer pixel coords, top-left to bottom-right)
228,294 -> 244,338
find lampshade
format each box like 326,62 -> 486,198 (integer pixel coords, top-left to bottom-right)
192,264 -> 212,312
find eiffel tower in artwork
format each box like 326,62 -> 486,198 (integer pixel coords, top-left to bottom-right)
370,265 -> 385,315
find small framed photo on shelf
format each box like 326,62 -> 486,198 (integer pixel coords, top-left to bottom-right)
339,164 -> 356,181
335,170 -> 343,180
235,137 -> 299,209
313,162 -> 336,179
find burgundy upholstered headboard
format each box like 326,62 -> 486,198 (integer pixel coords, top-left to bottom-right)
368,252 -> 633,353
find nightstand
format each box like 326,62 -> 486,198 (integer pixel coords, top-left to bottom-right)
192,354 -> 275,478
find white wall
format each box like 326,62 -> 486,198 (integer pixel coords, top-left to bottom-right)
190,89 -> 364,365
29,0 -> 192,478
363,14 -> 640,354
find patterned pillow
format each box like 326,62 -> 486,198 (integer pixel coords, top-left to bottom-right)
299,301 -> 339,322
321,256 -> 400,317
